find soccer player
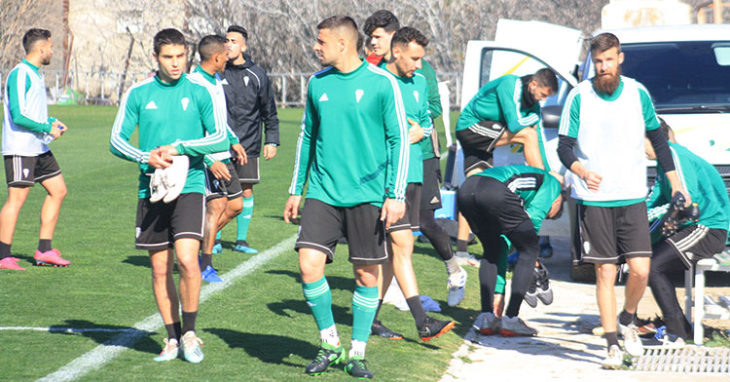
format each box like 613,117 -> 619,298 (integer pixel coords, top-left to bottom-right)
557,33 -> 689,369
189,35 -> 248,283
0,28 -> 70,271
643,120 -> 729,345
110,28 -> 228,363
283,16 -> 407,379
458,165 -> 563,337
363,9 -> 468,313
220,25 -> 280,255
374,26 -> 455,342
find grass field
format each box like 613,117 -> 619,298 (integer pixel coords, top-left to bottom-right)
0,106 -> 485,381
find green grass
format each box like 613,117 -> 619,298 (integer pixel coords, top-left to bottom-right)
0,106 -> 482,381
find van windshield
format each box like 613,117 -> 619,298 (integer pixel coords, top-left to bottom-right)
621,41 -> 730,111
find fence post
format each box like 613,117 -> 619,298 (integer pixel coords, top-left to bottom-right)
281,76 -> 288,108
100,72 -> 105,100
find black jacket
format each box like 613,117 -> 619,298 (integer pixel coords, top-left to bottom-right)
221,55 -> 279,157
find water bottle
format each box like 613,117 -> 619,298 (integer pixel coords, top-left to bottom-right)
42,133 -> 55,144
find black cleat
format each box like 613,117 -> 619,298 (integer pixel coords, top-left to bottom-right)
345,357 -> 373,379
534,261 -> 553,305
418,316 -> 455,341
371,320 -> 403,340
304,343 -> 344,376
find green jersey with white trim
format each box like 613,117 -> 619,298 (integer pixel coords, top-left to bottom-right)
474,165 -> 561,232
110,73 -> 229,198
456,74 -> 540,134
646,142 -> 730,230
289,61 -> 408,207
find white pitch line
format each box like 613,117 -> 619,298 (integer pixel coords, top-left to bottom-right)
0,327 -> 146,333
37,234 -> 297,382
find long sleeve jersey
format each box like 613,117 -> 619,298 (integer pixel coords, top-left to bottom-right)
289,61 -> 409,207
110,73 -> 229,198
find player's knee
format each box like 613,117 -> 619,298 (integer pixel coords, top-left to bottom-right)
512,126 -> 537,144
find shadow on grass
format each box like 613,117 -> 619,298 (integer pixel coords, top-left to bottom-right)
205,328 -> 316,368
47,319 -> 159,354
265,269 -> 357,292
122,255 -> 149,267
267,298 -> 352,327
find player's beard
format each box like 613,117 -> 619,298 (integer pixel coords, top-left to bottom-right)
593,67 -> 621,95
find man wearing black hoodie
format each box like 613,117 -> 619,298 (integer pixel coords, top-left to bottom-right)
219,25 -> 280,255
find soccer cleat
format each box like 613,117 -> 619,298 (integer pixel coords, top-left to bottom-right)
601,345 -> 624,370
305,342 -> 345,376
163,155 -> 189,203
453,250 -> 478,266
233,241 -> 258,254
499,316 -> 537,337
149,169 -> 168,203
618,322 -> 644,356
345,357 -> 373,379
181,331 -> 204,363
524,278 -> 539,308
534,261 -> 553,305
474,312 -> 501,336
0,257 -> 26,270
642,326 -> 686,349
211,242 -> 222,255
371,320 -> 403,340
153,338 -> 180,362
418,316 -> 455,341
447,266 -> 467,307
34,249 -> 70,267
201,265 -> 222,283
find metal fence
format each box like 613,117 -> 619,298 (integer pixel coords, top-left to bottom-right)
0,69 -> 464,110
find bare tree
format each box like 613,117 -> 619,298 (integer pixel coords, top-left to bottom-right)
0,0 -> 57,69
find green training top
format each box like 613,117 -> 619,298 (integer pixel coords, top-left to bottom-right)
475,164 -> 561,232
4,59 -> 54,134
289,61 -> 409,207
456,74 -> 540,134
110,73 -> 229,198
647,142 -> 730,231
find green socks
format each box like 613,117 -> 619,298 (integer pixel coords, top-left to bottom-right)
236,195 -> 254,242
302,276 -> 335,331
351,285 -> 379,342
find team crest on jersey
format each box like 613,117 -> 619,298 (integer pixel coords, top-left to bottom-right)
413,90 -> 420,103
356,89 -> 364,103
181,97 -> 190,111
145,101 -> 158,110
22,168 -> 29,178
319,93 -> 329,102
244,76 -> 250,86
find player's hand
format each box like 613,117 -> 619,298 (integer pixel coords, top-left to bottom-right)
672,188 -> 692,207
210,161 -> 231,181
49,120 -> 66,139
408,118 -> 424,144
380,198 -> 405,229
581,170 -> 602,192
231,143 -> 247,164
284,195 -> 302,224
493,293 -> 505,318
263,144 -> 277,160
148,150 -> 172,169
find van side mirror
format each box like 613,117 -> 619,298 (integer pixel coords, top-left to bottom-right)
542,105 -> 563,129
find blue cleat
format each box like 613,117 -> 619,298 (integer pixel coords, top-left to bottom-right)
201,265 -> 222,283
233,241 -> 258,254
211,242 -> 222,255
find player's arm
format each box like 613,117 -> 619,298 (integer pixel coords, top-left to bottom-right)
260,70 -> 280,147
5,70 -> 55,134
497,77 -> 539,133
170,84 -> 229,157
284,85 -> 318,224
110,88 -> 150,167
525,177 -> 560,232
382,78 -> 409,203
421,60 -> 442,119
419,80 -> 434,138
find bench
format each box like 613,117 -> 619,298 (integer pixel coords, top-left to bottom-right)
684,253 -> 730,345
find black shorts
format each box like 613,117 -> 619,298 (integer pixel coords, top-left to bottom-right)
4,152 -> 61,187
456,121 -> 503,174
665,225 -> 727,268
421,157 -> 442,211
135,193 -> 205,251
295,198 -> 387,265
388,183 -> 421,233
205,161 -> 243,201
457,175 -> 530,239
577,202 -> 652,265
234,157 -> 260,184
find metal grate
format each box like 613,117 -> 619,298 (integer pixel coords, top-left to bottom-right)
633,346 -> 730,373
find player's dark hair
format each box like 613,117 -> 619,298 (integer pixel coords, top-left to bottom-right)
227,25 -> 248,41
153,28 -> 186,55
590,32 -> 621,55
363,10 -> 400,36
390,27 -> 428,51
198,35 -> 227,62
317,15 -> 358,32
22,28 -> 51,54
658,117 -> 673,137
532,68 -> 559,93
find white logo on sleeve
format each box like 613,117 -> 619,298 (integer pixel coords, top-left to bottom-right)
244,76 -> 250,86
181,97 -> 190,111
319,93 -> 329,102
413,90 -> 420,103
356,89 -> 364,103
145,101 -> 158,110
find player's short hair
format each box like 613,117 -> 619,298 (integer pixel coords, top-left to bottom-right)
227,25 -> 248,41
532,68 -> 559,93
22,28 -> 51,54
390,27 -> 428,51
658,117 -> 674,137
198,35 -> 227,62
363,10 -> 399,36
153,28 -> 186,55
590,32 -> 621,55
317,16 -> 360,45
